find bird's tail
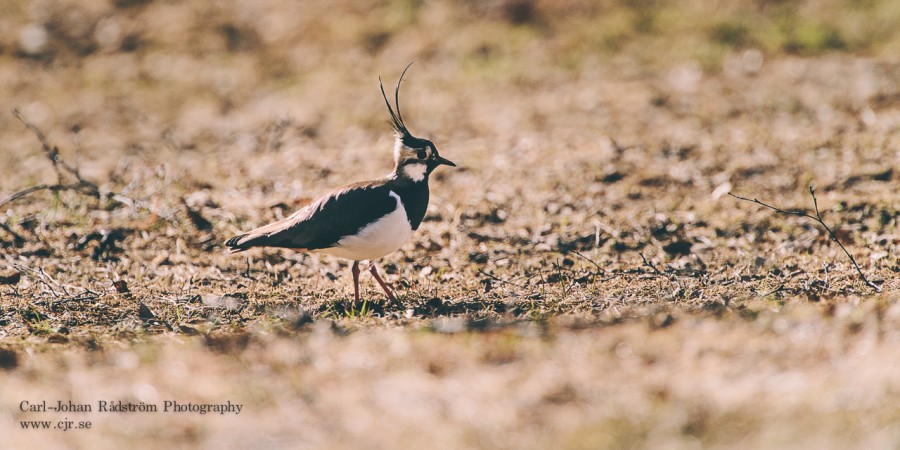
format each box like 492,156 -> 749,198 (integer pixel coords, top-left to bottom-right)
224,234 -> 253,253
225,215 -> 306,253
225,232 -> 277,253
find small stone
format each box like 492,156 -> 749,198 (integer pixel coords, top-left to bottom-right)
19,24 -> 49,55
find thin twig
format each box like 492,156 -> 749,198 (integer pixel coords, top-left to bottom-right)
476,268 -> 532,292
0,183 -> 97,209
593,272 -> 626,283
244,257 -> 254,279
38,267 -> 70,297
13,108 -> 99,193
2,109 -> 102,209
0,184 -> 50,207
729,186 -> 881,292
11,263 -> 61,298
572,250 -> 605,275
761,284 -> 789,297
639,253 -> 665,277
640,253 -> 683,289
4,109 -> 178,223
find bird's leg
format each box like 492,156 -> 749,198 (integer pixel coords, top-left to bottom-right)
368,261 -> 396,302
351,261 -> 361,304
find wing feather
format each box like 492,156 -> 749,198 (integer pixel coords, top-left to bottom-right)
225,181 -> 397,253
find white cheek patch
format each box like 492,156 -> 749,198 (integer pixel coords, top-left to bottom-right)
402,163 -> 427,182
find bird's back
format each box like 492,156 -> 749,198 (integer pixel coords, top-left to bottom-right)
225,179 -> 399,253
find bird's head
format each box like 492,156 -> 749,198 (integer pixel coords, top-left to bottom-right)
380,63 -> 455,182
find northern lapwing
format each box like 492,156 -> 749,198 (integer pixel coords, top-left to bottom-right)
225,64 -> 455,303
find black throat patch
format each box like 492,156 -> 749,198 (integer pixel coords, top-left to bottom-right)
388,178 -> 430,230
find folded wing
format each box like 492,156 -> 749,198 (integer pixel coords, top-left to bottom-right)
225,182 -> 397,253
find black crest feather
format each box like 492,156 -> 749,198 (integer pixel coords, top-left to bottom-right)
379,61 -> 416,138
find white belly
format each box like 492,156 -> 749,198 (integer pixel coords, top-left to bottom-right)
316,191 -> 414,261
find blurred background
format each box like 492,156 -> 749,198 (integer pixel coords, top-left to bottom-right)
1,0 -> 898,163
1,0 -> 897,229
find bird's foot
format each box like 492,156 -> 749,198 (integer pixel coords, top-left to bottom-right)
368,262 -> 397,302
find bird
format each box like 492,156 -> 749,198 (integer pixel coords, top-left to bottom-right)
225,63 -> 455,303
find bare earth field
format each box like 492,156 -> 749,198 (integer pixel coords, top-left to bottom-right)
0,0 -> 899,448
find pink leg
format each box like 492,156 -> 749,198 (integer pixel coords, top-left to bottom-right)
368,262 -> 396,302
351,261 -> 361,303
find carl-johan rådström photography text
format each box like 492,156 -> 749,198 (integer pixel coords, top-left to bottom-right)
18,399 -> 243,431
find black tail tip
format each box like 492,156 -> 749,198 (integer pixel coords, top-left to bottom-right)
224,235 -> 247,253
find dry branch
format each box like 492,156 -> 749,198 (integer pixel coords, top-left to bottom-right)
0,109 -> 102,209
2,109 -> 176,223
13,109 -> 95,189
729,185 -> 882,292
639,253 -> 684,290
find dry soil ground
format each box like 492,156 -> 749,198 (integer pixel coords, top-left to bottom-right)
0,0 -> 899,448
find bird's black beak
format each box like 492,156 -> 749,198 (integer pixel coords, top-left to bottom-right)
435,155 -> 456,167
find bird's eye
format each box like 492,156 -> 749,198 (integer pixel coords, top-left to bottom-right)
417,149 -> 427,159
